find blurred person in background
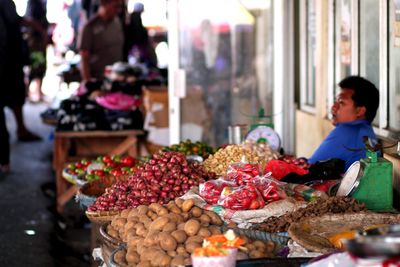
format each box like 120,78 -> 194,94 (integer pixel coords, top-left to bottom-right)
78,0 -> 124,81
124,3 -> 157,68
24,0 -> 49,102
0,0 -> 42,173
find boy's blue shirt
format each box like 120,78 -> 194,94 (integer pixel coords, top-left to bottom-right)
308,120 -> 376,171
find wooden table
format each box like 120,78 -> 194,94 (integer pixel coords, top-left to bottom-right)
53,130 -> 145,213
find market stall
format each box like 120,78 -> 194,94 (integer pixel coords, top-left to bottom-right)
65,133 -> 399,266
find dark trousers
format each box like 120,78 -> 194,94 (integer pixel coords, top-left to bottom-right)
0,106 -> 9,165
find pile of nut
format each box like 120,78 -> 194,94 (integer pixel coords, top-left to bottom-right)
252,197 -> 367,233
106,198 -> 275,267
203,144 -> 279,176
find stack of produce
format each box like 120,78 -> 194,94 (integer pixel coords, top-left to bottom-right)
88,151 -> 216,212
199,163 -> 287,210
162,139 -> 216,159
106,198 -> 276,267
64,155 -> 141,183
252,197 -> 366,233
203,143 -> 279,176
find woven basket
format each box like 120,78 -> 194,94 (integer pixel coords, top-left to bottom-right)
85,210 -> 120,224
220,226 -> 289,246
77,174 -> 130,209
288,212 -> 400,253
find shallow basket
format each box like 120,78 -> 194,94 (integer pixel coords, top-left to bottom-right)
221,226 -> 289,247
288,212 -> 400,254
77,174 -> 130,209
85,210 -> 120,224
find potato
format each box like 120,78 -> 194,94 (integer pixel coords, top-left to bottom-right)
150,250 -> 167,266
137,261 -> 151,267
159,232 -> 178,251
114,250 -> 127,266
199,214 -> 211,225
190,206 -> 203,218
149,217 -> 170,231
149,202 -> 163,212
197,227 -> 211,238
136,227 -> 148,237
125,250 -> 140,264
265,240 -> 275,253
136,242 -> 147,255
124,220 -> 137,232
112,218 -> 127,229
162,221 -> 177,232
128,209 -> 139,217
205,210 -> 223,226
249,249 -> 265,259
171,255 -> 185,267
183,257 -> 192,265
181,212 -> 191,221
127,236 -> 143,248
167,250 -> 177,257
177,222 -> 186,231
246,243 -> 256,251
141,247 -> 163,261
137,205 -> 149,215
175,198 -> 184,208
176,245 -> 187,255
181,199 -> 195,212
185,241 -> 201,253
146,210 -> 155,217
167,203 -> 182,214
166,213 -> 183,223
138,216 -> 152,225
185,235 -> 203,244
121,209 -> 130,218
171,230 -> 187,243
144,230 -> 160,246
153,253 -> 172,267
208,225 -> 222,235
108,228 -> 119,239
184,219 -> 201,236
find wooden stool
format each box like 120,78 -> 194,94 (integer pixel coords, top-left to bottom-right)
53,130 -> 145,213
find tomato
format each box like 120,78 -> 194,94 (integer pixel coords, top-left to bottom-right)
94,170 -> 105,176
120,156 -> 135,166
110,169 -> 122,176
102,156 -> 112,164
249,199 -> 260,209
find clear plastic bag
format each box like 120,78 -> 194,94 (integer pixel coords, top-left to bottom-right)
199,179 -> 236,204
218,185 -> 265,210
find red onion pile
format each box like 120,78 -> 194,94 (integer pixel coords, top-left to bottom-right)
88,151 -> 216,212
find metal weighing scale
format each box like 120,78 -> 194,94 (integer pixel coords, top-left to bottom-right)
244,108 -> 281,151
336,147 -> 394,212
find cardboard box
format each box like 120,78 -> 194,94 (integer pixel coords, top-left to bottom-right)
143,86 -> 169,128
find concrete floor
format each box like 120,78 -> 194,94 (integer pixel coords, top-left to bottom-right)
0,102 -> 92,267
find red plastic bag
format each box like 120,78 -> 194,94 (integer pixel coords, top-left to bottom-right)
199,179 -> 236,205
264,159 -> 309,180
252,174 -> 287,203
218,185 -> 265,210
224,163 -> 261,186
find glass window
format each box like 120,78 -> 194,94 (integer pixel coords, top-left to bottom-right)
359,0 -> 380,125
389,0 -> 400,131
336,0 -> 352,81
301,0 -> 316,109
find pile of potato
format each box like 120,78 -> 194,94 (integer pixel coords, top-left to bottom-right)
203,144 -> 279,176
106,198 -> 275,267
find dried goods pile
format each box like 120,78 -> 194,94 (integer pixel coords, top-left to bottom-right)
252,197 -> 366,233
88,151 -> 216,212
203,143 -> 279,176
107,198 -> 276,267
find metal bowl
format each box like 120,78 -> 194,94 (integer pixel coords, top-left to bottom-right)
344,224 -> 400,258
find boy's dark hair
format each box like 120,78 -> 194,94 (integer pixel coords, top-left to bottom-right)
338,76 -> 379,123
